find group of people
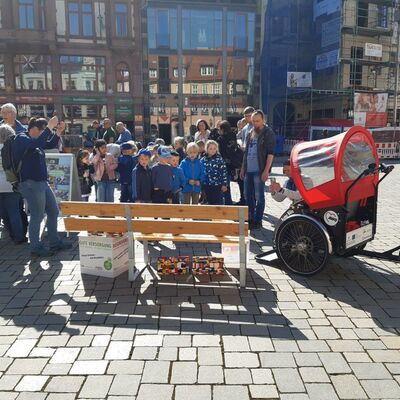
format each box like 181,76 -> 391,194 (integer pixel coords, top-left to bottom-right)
0,100 -> 300,258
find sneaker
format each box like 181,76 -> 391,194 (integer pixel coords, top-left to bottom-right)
31,247 -> 55,258
50,241 -> 73,252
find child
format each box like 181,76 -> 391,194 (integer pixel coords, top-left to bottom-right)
169,151 -> 185,204
151,145 -> 174,204
91,139 -> 118,202
196,140 -> 206,158
117,142 -> 138,203
131,149 -> 152,203
76,149 -> 94,201
173,136 -> 186,163
200,140 -> 228,205
180,142 -> 205,204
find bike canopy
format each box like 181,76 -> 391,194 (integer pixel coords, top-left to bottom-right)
290,126 -> 379,209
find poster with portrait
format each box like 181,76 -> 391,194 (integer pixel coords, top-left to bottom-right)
46,153 -> 81,204
354,93 -> 388,128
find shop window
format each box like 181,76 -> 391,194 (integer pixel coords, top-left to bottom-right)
14,55 -> 52,90
115,3 -> 128,37
19,0 -> 34,29
60,55 -> 105,92
116,62 -> 130,93
68,1 -> 93,37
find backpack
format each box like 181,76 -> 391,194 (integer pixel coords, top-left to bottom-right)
227,141 -> 244,169
1,135 -> 22,188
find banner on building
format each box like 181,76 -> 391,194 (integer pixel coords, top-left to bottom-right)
316,49 -> 339,70
321,18 -> 341,48
287,72 -> 312,88
354,93 -> 388,127
365,43 -> 383,58
313,0 -> 341,20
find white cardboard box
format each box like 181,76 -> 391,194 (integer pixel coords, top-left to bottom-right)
78,233 -> 129,278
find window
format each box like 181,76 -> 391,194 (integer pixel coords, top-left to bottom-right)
68,1 -> 93,37
357,1 -> 368,28
201,105 -> 209,115
235,14 -> 247,49
212,83 -> 221,95
191,105 -> 198,115
173,68 -> 186,78
158,56 -> 170,94
350,47 -> 363,86
85,80 -> 91,91
228,12 -> 255,51
378,5 -> 388,28
0,56 -> 5,90
202,84 -> 208,95
149,84 -> 157,94
14,55 -> 52,90
19,0 -> 34,29
149,69 -> 157,78
147,8 -> 177,49
116,62 -> 130,93
182,10 -> 222,50
201,66 -> 214,76
158,104 -> 166,114
191,84 -> 198,94
115,3 -> 128,37
60,56 -> 105,91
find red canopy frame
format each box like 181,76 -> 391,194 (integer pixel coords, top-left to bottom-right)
290,126 -> 379,209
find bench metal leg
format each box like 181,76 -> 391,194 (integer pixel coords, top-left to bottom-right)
143,240 -> 149,265
128,233 -> 137,281
239,242 -> 247,288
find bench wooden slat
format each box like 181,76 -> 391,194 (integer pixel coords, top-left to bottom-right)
64,217 -> 248,236
61,202 -> 248,221
135,234 -> 249,244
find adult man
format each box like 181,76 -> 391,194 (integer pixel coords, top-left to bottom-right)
115,122 -> 133,144
102,118 -> 117,144
240,110 -> 275,230
237,106 -> 255,148
270,159 -> 302,203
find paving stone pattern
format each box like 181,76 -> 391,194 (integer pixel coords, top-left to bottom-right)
0,162 -> 399,399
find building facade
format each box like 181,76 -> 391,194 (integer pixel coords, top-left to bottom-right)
262,0 -> 399,138
141,0 -> 262,143
0,0 -> 144,139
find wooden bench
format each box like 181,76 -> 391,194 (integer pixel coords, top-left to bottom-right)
60,202 -> 249,287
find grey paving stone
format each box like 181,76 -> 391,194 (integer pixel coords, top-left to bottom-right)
198,347 -> 222,365
15,394 -> 47,400
350,362 -> 392,379
273,368 -> 305,393
225,352 -> 259,368
78,346 -> 106,360
159,347 -> 178,361
248,336 -> 274,351
6,339 -> 37,358
108,375 -> 140,396
222,336 -> 250,351
197,365 -> 224,384
104,341 -> 132,360
175,385 -> 211,400
361,379 -> 400,398
107,360 -> 144,375
299,367 -> 330,383
46,395 -> 76,400
224,368 -> 252,384
306,383 -> 339,400
50,348 -> 80,364
319,353 -> 351,374
133,335 -> 163,347
171,361 -> 197,384
78,375 -> 113,398
7,358 -> 48,375
136,384 -> 174,400
213,385 -> 250,400
44,376 -> 85,393
259,352 -> 296,368
131,347 -> 158,360
163,335 -> 191,347
142,361 -> 170,383
294,353 -> 322,367
249,384 -> 279,399
192,335 -> 220,347
331,375 -> 368,399
251,368 -> 274,384
15,376 -> 48,392
69,360 -> 108,375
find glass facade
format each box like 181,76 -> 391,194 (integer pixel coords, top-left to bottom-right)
14,55 -> 52,91
60,56 -> 106,92
147,6 -> 257,140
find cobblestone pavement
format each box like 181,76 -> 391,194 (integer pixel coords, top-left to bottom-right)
0,161 -> 399,399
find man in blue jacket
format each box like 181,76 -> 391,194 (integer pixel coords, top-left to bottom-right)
115,122 -> 133,144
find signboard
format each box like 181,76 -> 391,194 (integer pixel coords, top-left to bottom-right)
287,72 -> 312,88
62,97 -> 105,104
115,105 -> 133,120
46,153 -> 81,203
316,49 -> 339,70
365,43 -> 383,58
15,96 -> 53,104
115,98 -> 134,105
354,92 -> 388,128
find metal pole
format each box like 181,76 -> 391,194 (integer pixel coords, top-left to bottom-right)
177,5 -> 184,137
393,5 -> 400,127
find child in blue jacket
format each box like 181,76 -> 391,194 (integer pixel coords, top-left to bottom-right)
117,142 -> 137,202
200,140 -> 228,205
169,151 -> 185,204
179,142 -> 205,204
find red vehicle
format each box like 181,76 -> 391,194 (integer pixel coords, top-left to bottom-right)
257,126 -> 396,275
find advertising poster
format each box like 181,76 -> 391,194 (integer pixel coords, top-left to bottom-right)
354,93 -> 388,128
287,72 -> 312,88
46,153 -> 81,204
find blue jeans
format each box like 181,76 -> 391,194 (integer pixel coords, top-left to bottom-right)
0,192 -> 26,242
96,181 -> 115,202
18,180 -> 60,251
244,172 -> 266,223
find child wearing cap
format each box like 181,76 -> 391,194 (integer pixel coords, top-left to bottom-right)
169,151 -> 185,204
132,149 -> 153,203
117,142 -> 138,202
151,145 -> 174,203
